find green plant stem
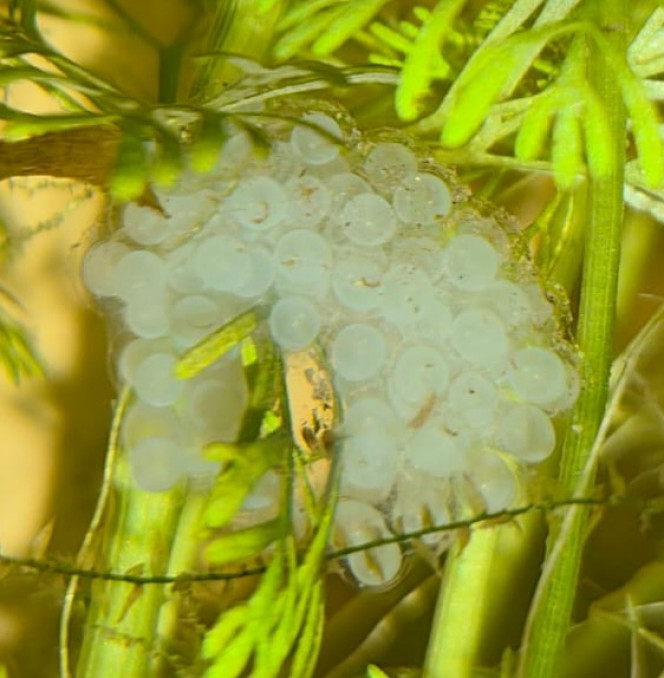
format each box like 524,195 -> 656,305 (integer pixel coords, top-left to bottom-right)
517,2 -> 627,676
423,526 -> 501,678
424,512 -> 542,678
76,431 -> 186,678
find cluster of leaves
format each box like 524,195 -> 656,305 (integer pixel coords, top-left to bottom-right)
0,0 -> 392,203
169,303 -> 340,678
273,0 -> 664,199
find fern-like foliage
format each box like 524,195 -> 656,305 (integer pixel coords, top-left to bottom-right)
0,2 -> 396,203
178,318 -> 339,678
272,0 -> 664,197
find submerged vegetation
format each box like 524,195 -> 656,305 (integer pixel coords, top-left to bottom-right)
2,1 -> 664,677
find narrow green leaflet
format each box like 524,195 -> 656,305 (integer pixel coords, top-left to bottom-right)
205,519 -> 285,565
551,104 -> 583,189
395,0 -> 464,121
439,40 -> 528,147
237,337 -> 284,441
201,605 -> 250,660
189,111 -> 227,173
175,309 -> 259,380
273,7 -> 340,61
311,0 -> 389,56
514,91 -> 558,161
149,125 -> 184,187
289,581 -> 324,678
108,121 -> 150,200
202,431 -> 288,529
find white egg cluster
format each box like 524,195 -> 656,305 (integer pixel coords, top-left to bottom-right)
83,109 -> 578,588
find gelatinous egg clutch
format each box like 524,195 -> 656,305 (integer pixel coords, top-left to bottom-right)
83,111 -> 578,588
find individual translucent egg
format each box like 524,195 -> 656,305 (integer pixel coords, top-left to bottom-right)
227,176 -> 288,231
467,451 -> 516,513
342,397 -> 403,441
290,113 -> 343,165
521,282 -> 555,326
186,376 -> 248,443
552,364 -> 581,412
122,204 -> 170,247
340,430 -> 399,498
123,193 -> 214,247
332,255 -> 383,311
393,173 -> 452,224
117,337 -> 169,384
268,295 -> 321,351
405,423 -> 467,477
165,242 -> 204,294
128,437 -> 183,492
267,141 -> 307,182
364,142 -> 418,193
180,447 -> 222,483
121,400 -> 181,448
442,234 -> 501,290
451,308 -> 509,369
82,241 -> 130,297
333,499 -> 402,587
124,294 -> 170,339
328,173 -> 373,215
340,193 -> 397,246
393,237 -> 443,278
285,174 -> 332,228
234,247 -> 276,298
392,477 -> 451,546
448,372 -> 499,430
388,345 -> 449,420
379,264 -> 434,325
213,127 -> 253,172
416,298 -> 454,343
170,295 -> 220,348
111,250 -> 169,301
330,323 -> 388,382
497,403 -> 556,462
193,234 -> 252,293
133,352 -> 182,406
455,216 -> 510,255
508,346 -> 568,407
487,280 -> 533,328
275,229 -> 332,293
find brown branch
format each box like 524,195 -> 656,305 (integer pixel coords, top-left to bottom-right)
0,125 -> 120,187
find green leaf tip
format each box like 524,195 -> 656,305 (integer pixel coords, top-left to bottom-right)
204,519 -> 285,565
189,113 -> 227,174
394,0 -> 463,122
202,432 -> 288,529
109,124 -> 150,201
551,104 -> 583,190
176,309 -> 259,379
439,45 -> 524,148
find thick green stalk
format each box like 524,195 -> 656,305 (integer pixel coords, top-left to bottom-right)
423,526 -> 501,678
76,452 -> 185,678
424,512 -> 542,678
517,2 -> 627,676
